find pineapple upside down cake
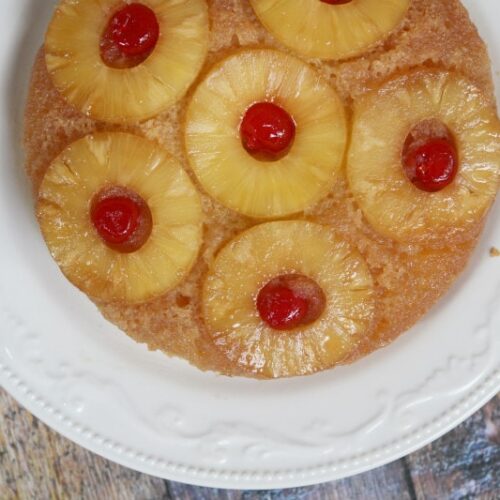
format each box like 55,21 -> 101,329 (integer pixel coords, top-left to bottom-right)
25,0 -> 500,378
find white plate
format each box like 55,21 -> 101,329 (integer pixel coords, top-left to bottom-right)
1,0 -> 499,490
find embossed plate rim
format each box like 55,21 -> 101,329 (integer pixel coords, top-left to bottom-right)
1,358 -> 499,488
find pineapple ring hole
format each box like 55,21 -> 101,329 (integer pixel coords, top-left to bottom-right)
402,119 -> 459,192
90,185 -> 153,253
256,274 -> 326,331
100,3 -> 160,69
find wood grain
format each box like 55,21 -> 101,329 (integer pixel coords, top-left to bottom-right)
0,389 -> 498,500
407,395 -> 500,500
167,459 -> 414,500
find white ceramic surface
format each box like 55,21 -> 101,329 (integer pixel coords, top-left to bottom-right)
0,0 -> 499,490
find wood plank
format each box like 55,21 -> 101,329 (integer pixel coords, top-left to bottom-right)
0,386 -> 414,500
1,387 -> 498,499
0,390 -> 170,500
167,483 -> 242,500
167,459 -> 414,500
406,395 -> 500,500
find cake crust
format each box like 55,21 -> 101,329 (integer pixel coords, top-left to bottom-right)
25,0 -> 496,377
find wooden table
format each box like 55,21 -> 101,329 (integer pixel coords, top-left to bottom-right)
0,389 -> 498,499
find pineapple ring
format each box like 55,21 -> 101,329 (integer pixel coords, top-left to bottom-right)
249,0 -> 410,60
37,132 -> 203,304
185,49 -> 347,218
347,70 -> 500,242
45,0 -> 209,123
202,221 -> 375,378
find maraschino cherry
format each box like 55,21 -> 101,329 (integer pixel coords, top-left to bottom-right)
257,283 -> 309,330
240,102 -> 296,161
92,196 -> 139,243
101,3 -> 160,67
320,0 -> 352,4
403,137 -> 458,192
91,188 -> 152,253
257,274 -> 326,331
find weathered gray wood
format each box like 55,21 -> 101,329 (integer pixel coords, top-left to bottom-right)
406,395 -> 499,500
0,388 -> 498,500
168,458 -> 413,500
0,390 -> 170,500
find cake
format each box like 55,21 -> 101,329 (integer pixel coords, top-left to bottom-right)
25,0 -> 500,378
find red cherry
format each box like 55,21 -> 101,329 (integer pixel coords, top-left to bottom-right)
320,0 -> 352,4
403,138 -> 458,192
104,3 -> 159,57
91,195 -> 140,245
257,283 -> 309,331
240,102 -> 296,160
